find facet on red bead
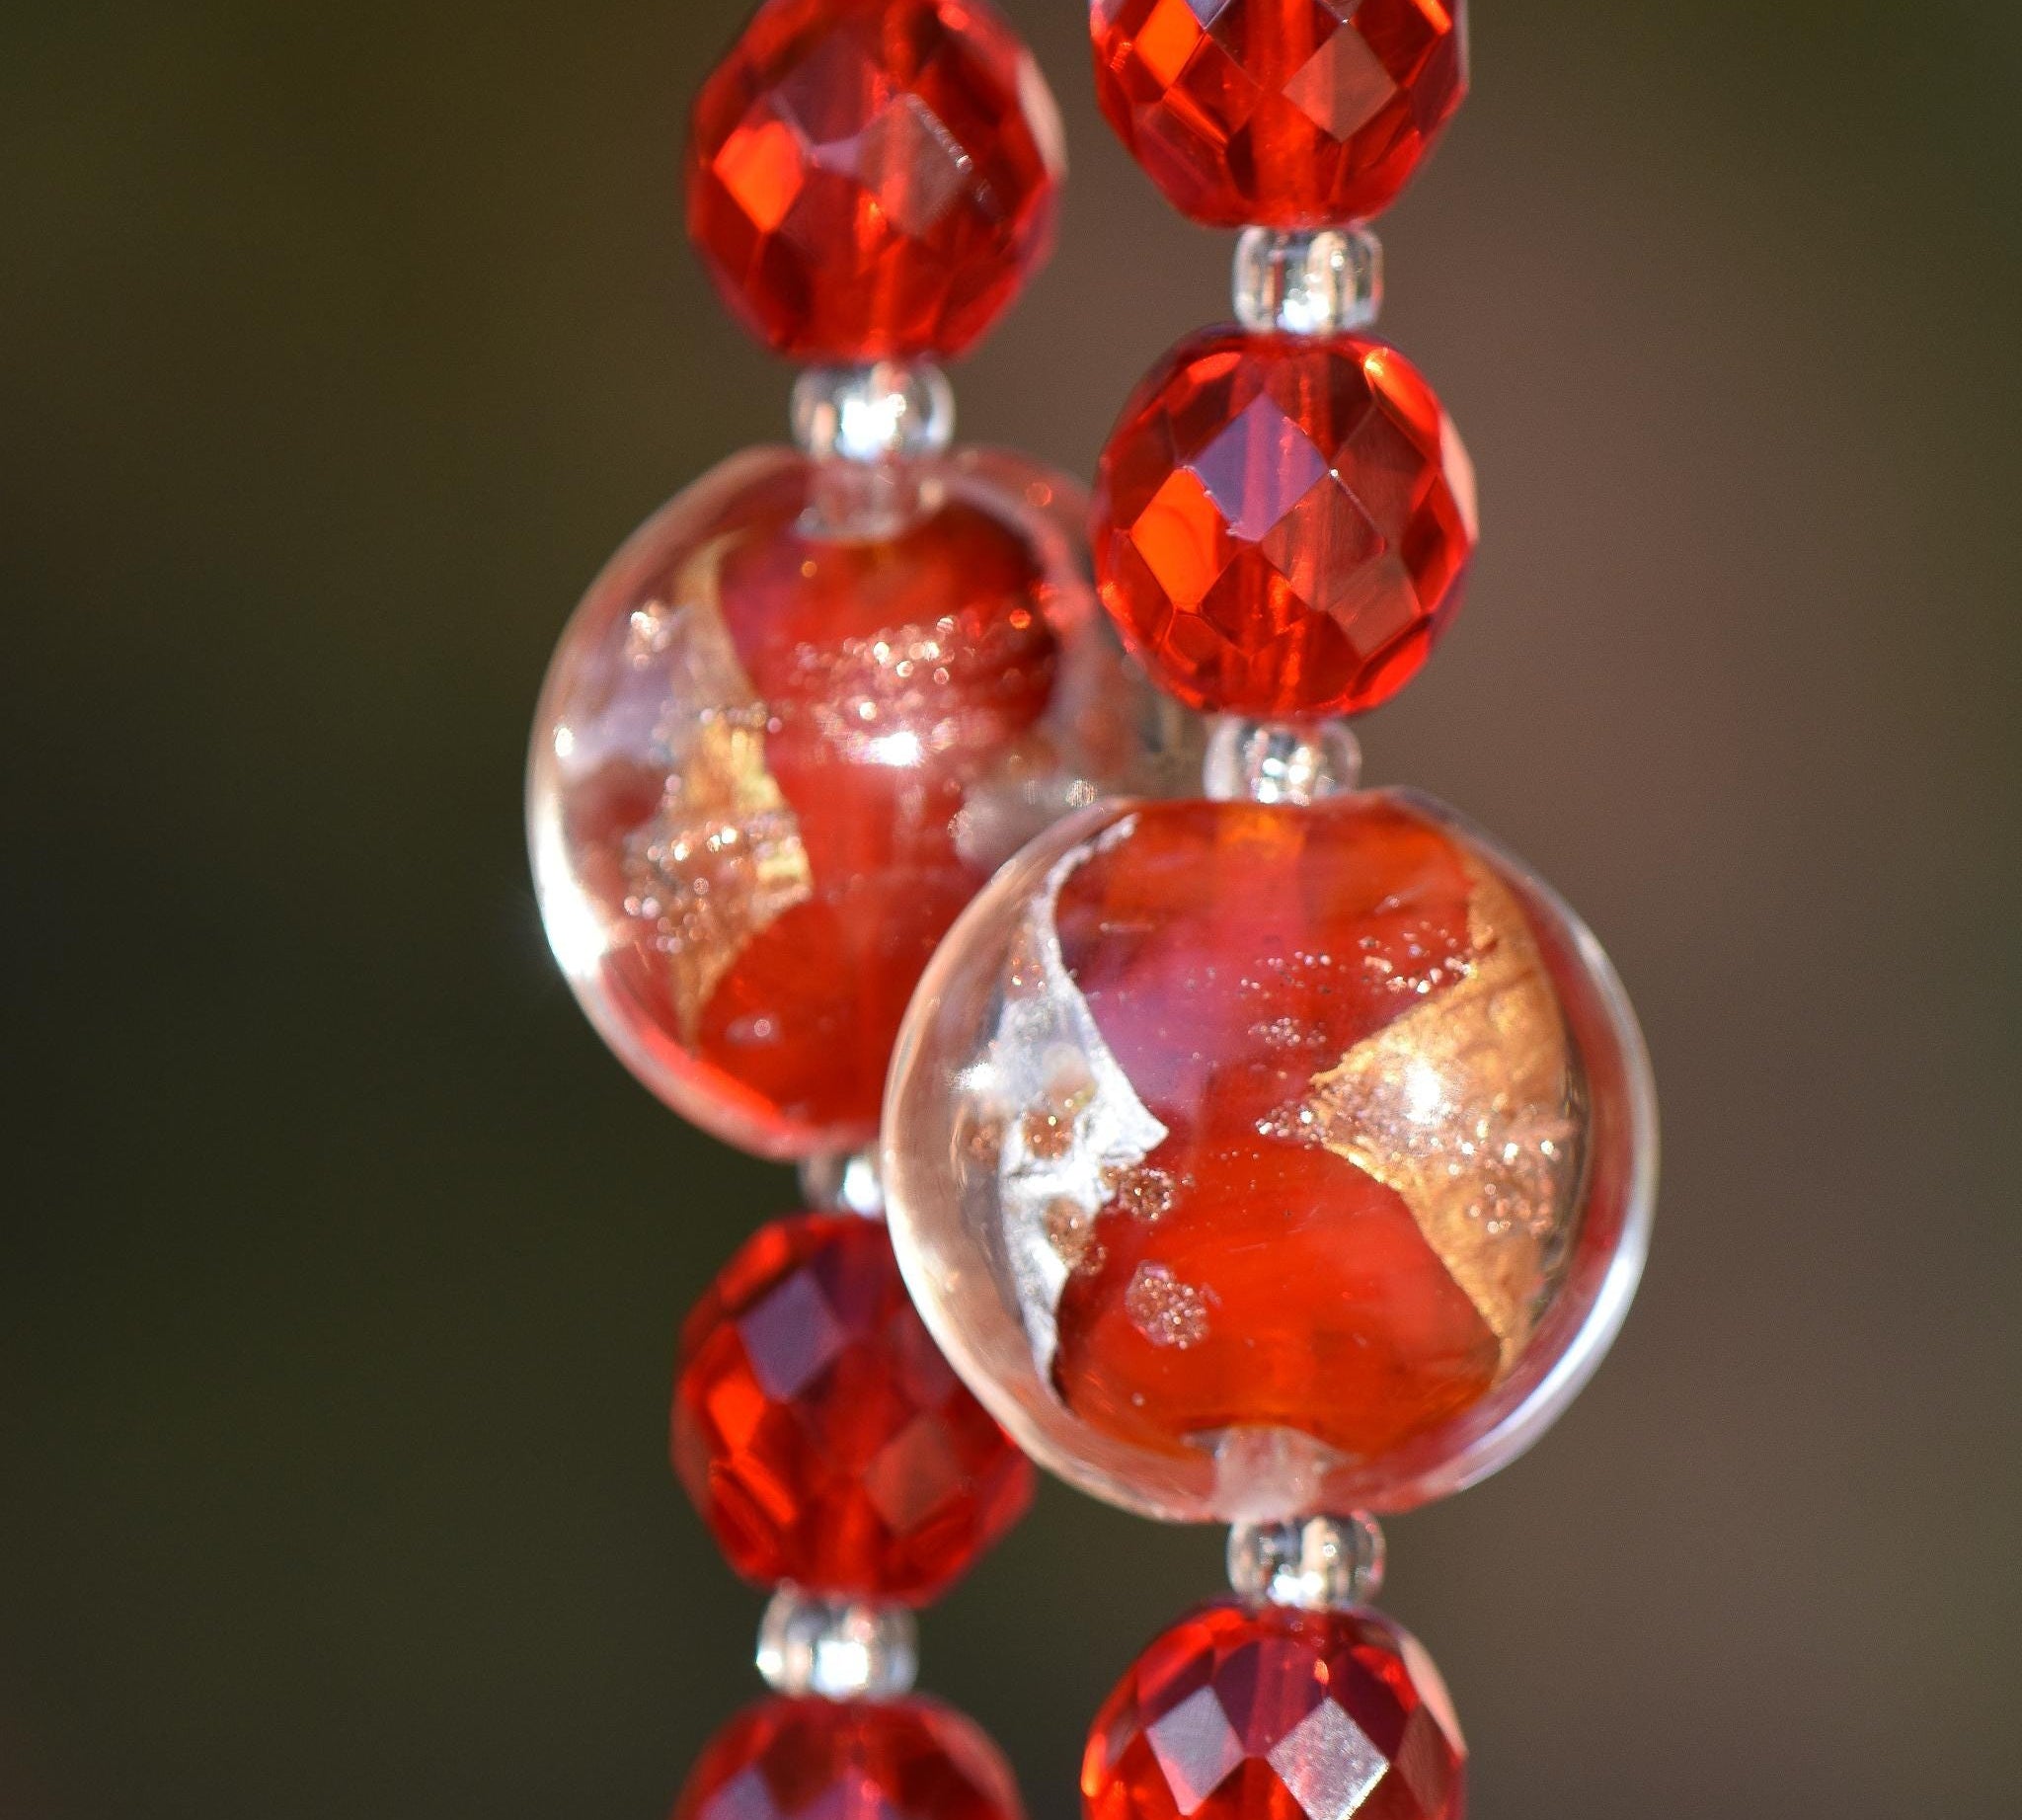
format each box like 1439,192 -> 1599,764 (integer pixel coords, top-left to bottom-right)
883,792 -> 1657,1522
1082,1602 -> 1465,1820
1092,0 -> 1469,229
529,448 -> 1192,1159
1092,327 -> 1476,720
688,0 -> 1066,360
677,1699 -> 1025,1820
674,1213 -> 1035,1605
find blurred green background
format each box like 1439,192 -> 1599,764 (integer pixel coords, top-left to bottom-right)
4,1 -> 2019,1815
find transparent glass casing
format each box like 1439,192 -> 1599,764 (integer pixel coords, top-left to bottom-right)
529,448 -> 1197,1159
882,792 -> 1657,1522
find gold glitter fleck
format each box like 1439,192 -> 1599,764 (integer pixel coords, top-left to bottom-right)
623,553 -> 812,1042
1125,1263 -> 1216,1349
1302,860 -> 1581,1368
1045,1199 -> 1105,1275
1104,1163 -> 1180,1224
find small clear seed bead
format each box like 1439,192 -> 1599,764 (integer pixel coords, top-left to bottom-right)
756,1588 -> 919,1701
1204,717 -> 1363,805
798,1148 -> 886,1220
793,361 -> 956,463
1228,1514 -> 1387,1612
1233,226 -> 1383,337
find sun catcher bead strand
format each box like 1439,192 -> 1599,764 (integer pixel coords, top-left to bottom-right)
1089,1 -> 1478,728
673,1155 -> 1034,1622
881,9 -> 1660,1819
529,0 -> 1189,1165
525,4 -> 1186,1816
671,1154 -> 1035,1820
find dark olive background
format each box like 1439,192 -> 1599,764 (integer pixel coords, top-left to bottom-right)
4,2 -> 2019,1815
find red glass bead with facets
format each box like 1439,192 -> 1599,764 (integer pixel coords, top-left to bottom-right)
674,1213 -> 1034,1605
1083,1603 -> 1466,1820
677,1699 -> 1025,1820
1093,328 -> 1476,718
688,0 -> 1065,359
1092,0 -> 1469,228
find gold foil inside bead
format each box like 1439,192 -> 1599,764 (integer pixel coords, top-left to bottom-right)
1302,861 -> 1582,1369
622,545 -> 813,1043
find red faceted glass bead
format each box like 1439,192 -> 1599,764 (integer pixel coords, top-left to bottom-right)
675,1213 -> 1034,1605
1083,1603 -> 1465,1820
1092,0 -> 1468,228
688,0 -> 1065,359
1093,328 -> 1475,718
677,1699 -> 1024,1820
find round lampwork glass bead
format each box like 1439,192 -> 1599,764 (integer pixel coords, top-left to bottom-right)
674,1212 -> 1035,1605
1082,1602 -> 1464,1820
530,448 -> 1192,1158
1091,0 -> 1469,229
1092,329 -> 1476,720
689,0 -> 1065,360
883,793 -> 1657,1522
677,1700 -> 1025,1820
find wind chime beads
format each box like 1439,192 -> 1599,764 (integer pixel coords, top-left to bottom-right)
873,2 -> 1658,1815
528,5 -> 1170,1818
532,1 -> 1194,1160
530,0 -> 1658,1814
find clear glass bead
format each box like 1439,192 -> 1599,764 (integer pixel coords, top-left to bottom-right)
881,791 -> 1659,1523
1233,227 -> 1383,337
792,361 -> 957,464
1204,717 -> 1363,804
1228,1513 -> 1386,1611
528,447 -> 1197,1159
756,1588 -> 919,1701
798,1147 -> 886,1219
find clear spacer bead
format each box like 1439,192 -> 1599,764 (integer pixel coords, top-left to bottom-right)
798,1147 -> 886,1220
756,1587 -> 919,1701
1203,717 -> 1363,805
793,360 -> 956,464
1228,1513 -> 1387,1612
1233,226 -> 1383,337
